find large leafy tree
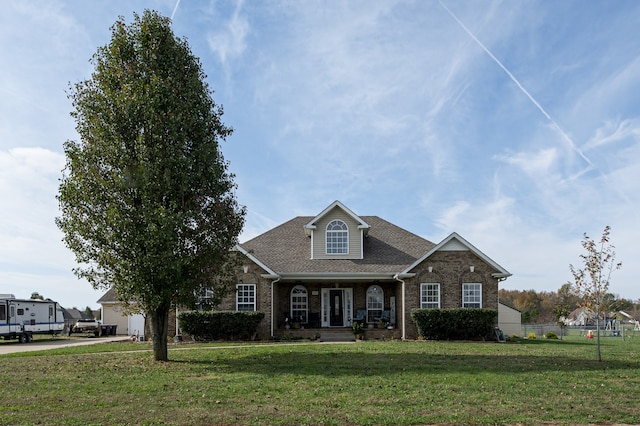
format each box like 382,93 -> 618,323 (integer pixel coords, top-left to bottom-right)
569,226 -> 622,361
57,11 -> 245,361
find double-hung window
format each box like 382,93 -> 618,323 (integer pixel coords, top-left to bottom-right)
462,283 -> 482,308
420,283 -> 440,309
326,220 -> 348,254
236,284 -> 256,311
366,285 -> 384,323
290,285 -> 308,323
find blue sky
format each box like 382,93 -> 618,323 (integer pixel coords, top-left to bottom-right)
1,1 -> 639,309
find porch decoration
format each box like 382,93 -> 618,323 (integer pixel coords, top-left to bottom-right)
352,321 -> 365,340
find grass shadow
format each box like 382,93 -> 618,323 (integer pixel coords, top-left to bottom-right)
171,340 -> 640,377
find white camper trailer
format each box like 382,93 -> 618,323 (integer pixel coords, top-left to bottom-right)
0,294 -> 65,343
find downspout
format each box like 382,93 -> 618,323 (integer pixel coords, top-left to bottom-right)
393,274 -> 406,340
270,275 -> 281,339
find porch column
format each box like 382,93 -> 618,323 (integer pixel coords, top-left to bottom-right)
401,278 -> 406,339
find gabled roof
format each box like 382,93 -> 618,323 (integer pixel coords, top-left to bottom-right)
62,307 -> 91,321
240,215 -> 435,278
97,287 -> 118,304
234,244 -> 278,276
303,200 -> 370,237
401,232 -> 511,278
498,301 -> 521,312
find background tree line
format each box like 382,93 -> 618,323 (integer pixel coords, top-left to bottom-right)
499,284 -> 639,324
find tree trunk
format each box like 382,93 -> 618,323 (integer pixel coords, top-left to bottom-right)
150,302 -> 170,361
596,309 -> 602,362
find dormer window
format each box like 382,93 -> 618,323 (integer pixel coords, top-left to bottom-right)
326,220 -> 348,254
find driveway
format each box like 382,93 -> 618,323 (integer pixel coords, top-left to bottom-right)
0,335 -> 131,355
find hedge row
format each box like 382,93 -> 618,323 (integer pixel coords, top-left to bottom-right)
178,311 -> 265,341
410,308 -> 498,340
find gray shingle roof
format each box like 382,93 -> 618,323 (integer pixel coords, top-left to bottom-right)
239,216 -> 435,274
96,287 -> 118,304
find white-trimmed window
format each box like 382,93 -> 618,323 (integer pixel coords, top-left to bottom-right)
462,283 -> 482,308
420,283 -> 440,309
236,284 -> 256,311
366,285 -> 384,323
326,220 -> 348,254
290,285 -> 308,323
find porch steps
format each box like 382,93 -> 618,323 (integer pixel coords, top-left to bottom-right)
319,330 -> 355,342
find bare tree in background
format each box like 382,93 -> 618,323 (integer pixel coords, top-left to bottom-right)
569,226 -> 622,361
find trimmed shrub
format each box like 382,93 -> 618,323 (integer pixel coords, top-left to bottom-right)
410,308 -> 498,340
528,332 -> 537,339
178,310 -> 265,341
545,332 -> 559,339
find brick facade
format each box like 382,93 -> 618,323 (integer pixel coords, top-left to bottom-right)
402,251 -> 501,339
212,249 -> 502,341
193,203 -> 508,341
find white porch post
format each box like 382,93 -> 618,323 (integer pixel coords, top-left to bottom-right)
401,279 -> 406,339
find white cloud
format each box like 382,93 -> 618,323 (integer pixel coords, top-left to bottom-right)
0,148 -> 65,268
496,148 -> 558,178
583,118 -> 640,151
207,0 -> 249,67
0,147 -> 101,307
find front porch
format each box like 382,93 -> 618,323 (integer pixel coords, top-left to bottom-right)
274,326 -> 402,341
273,281 -> 402,339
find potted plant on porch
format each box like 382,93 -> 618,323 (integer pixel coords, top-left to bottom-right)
352,321 -> 365,340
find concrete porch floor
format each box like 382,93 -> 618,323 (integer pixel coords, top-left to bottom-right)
274,327 -> 401,342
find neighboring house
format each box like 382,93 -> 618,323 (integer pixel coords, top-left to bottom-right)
214,201 -> 512,340
619,311 -> 640,329
97,288 -> 149,339
498,302 -> 521,337
62,307 -> 91,333
564,307 -> 594,326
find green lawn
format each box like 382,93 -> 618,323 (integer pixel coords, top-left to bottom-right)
1,336 -> 639,425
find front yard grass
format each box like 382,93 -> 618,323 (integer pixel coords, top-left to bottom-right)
0,336 -> 639,425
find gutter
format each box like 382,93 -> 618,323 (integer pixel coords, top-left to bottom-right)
393,273 -> 415,340
268,275 -> 281,339
276,272 -> 403,282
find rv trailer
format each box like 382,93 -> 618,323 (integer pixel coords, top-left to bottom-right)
0,294 -> 65,343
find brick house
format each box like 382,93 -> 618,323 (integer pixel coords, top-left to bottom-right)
214,201 -> 512,340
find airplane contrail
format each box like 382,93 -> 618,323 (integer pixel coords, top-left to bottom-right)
171,0 -> 181,21
438,0 -> 592,166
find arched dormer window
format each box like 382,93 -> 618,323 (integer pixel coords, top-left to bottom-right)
326,220 -> 348,254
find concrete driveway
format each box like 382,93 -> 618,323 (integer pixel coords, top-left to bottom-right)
0,335 -> 131,355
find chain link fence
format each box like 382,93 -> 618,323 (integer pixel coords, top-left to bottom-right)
520,323 -> 638,339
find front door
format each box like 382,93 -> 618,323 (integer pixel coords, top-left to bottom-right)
329,290 -> 344,326
48,304 -> 54,332
8,304 -> 18,333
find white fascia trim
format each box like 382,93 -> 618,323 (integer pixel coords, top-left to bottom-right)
233,245 -> 278,276
401,232 -> 512,277
278,272 -> 408,281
